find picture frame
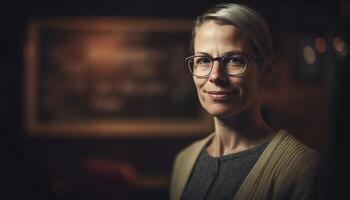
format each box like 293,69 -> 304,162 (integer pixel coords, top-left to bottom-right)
24,17 -> 212,137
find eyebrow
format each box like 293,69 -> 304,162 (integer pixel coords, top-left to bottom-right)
195,50 -> 245,57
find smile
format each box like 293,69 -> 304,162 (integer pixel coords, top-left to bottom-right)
205,90 -> 238,100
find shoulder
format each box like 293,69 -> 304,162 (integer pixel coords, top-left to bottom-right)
172,133 -> 215,172
271,130 -> 321,179
276,131 -> 320,166
271,131 -> 323,199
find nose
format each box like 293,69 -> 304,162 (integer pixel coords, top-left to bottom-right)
209,60 -> 227,83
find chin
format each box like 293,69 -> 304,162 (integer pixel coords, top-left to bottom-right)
205,104 -> 241,118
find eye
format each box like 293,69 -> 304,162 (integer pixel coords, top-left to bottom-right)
225,55 -> 246,66
195,57 -> 211,65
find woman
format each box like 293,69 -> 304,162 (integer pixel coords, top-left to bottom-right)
170,3 -> 321,200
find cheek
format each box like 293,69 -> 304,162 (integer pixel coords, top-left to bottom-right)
226,75 -> 257,105
193,77 -> 207,100
240,76 -> 261,102
193,77 -> 206,91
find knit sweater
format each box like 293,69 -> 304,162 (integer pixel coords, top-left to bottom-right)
170,130 -> 322,200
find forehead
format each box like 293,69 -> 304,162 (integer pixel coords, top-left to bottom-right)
194,20 -> 252,54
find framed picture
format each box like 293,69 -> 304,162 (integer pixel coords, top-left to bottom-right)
24,17 -> 212,137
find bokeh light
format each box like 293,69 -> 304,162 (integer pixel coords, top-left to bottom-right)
333,37 -> 349,57
314,37 -> 327,53
303,46 -> 316,64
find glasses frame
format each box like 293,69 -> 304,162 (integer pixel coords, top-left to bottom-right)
184,53 -> 261,77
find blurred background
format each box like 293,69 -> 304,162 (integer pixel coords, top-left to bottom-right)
1,0 -> 349,199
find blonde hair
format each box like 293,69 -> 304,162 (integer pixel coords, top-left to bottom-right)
191,3 -> 274,60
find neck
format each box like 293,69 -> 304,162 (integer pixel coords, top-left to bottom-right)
207,103 -> 274,157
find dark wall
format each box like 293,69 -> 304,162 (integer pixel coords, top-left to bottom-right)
1,0 -> 349,200
0,1 -> 221,199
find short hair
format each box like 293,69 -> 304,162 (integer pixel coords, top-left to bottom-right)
191,3 -> 274,60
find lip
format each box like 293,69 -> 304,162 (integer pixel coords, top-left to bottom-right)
205,89 -> 239,100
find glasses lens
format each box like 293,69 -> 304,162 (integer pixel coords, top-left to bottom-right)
223,54 -> 247,75
189,56 -> 212,76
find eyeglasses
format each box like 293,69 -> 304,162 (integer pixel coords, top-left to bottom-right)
185,53 -> 261,77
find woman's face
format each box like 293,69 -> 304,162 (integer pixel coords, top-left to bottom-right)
193,21 -> 264,119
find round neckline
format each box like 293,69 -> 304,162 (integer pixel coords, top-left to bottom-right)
203,139 -> 270,161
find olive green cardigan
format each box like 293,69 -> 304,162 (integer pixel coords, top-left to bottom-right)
170,130 -> 322,200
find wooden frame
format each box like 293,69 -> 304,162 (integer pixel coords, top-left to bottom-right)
24,17 -> 212,137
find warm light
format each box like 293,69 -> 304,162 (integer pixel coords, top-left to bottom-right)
303,46 -> 316,64
333,37 -> 345,52
314,37 -> 327,53
333,37 -> 349,57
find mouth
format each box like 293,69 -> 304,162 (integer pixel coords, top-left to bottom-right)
205,89 -> 239,100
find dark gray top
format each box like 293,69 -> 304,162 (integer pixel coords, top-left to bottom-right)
181,141 -> 269,200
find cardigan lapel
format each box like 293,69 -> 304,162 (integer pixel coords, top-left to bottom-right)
233,129 -> 288,200
174,133 -> 215,200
